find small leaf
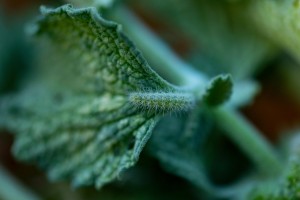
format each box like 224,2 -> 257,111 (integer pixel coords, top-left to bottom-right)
202,74 -> 233,106
0,4 -> 192,188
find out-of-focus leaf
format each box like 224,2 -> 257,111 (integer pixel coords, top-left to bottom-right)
247,0 -> 300,64
149,107 -> 254,198
32,5 -> 177,94
248,132 -> 300,199
132,0 -> 275,79
228,80 -> 260,108
148,108 -> 217,193
0,5 -> 193,188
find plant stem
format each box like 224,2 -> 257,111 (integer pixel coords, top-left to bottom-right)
0,165 -> 41,200
112,6 -> 283,175
212,107 -> 282,175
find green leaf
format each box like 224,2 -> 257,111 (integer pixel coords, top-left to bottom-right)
34,4 -> 176,94
246,0 -> 300,64
202,74 -> 232,107
0,4 -> 193,188
149,108 -> 252,199
1,86 -> 161,188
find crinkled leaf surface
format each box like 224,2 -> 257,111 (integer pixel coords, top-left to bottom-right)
34,5 -> 175,94
0,4 -> 190,188
1,86 -> 159,188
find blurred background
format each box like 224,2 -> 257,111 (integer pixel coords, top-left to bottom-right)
1,0 -> 300,199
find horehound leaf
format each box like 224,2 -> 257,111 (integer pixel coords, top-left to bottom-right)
0,4 -> 194,188
1,86 -> 160,188
34,5 -> 176,94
